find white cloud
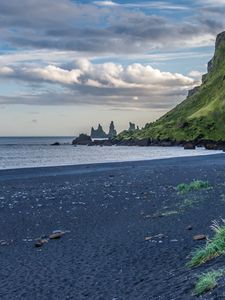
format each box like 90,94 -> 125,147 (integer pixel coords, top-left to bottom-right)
0,66 -> 14,75
94,1 -> 119,7
188,70 -> 204,80
133,96 -> 139,101
1,59 -> 195,91
94,1 -> 189,10
198,0 -> 225,5
0,59 -> 198,111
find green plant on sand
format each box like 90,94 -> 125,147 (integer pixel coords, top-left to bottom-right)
194,270 -> 224,296
188,220 -> 225,267
177,180 -> 210,194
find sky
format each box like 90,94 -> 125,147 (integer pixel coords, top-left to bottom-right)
0,0 -> 225,136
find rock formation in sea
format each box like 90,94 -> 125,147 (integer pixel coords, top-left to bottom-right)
128,122 -> 136,131
90,122 -> 118,139
91,124 -> 108,139
108,121 -> 117,139
72,134 -> 92,145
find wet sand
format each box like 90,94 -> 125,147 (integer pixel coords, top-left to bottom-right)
1,154 -> 225,299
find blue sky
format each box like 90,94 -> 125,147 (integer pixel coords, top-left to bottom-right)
0,0 -> 224,136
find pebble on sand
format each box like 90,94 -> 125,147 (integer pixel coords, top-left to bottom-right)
35,239 -> 48,248
193,234 -> 206,241
186,225 -> 193,230
49,230 -> 65,240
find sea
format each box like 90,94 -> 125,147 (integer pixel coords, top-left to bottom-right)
0,136 -> 222,170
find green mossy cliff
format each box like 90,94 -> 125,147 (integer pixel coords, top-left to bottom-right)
117,31 -> 225,143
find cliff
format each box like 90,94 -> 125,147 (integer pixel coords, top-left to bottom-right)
117,31 -> 225,143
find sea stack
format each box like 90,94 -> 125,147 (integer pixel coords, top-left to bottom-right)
108,121 -> 117,139
91,124 -> 108,139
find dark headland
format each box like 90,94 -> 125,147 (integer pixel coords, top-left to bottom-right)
1,154 -> 225,299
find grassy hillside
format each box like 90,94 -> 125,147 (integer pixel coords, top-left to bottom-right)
117,32 -> 225,142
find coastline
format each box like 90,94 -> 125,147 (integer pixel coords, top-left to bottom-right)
0,146 -> 223,172
1,154 -> 225,299
0,152 -> 224,178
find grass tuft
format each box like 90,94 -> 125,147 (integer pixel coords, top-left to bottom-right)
188,219 -> 225,267
194,270 -> 223,295
177,180 -> 210,194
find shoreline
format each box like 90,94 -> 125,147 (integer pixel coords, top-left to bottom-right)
1,154 -> 225,299
0,150 -> 223,174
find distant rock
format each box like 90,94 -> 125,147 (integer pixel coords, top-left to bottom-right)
72,134 -> 92,145
91,124 -> 108,139
91,121 -> 117,139
183,142 -> 196,150
51,142 -> 60,146
128,122 -> 136,131
204,142 -> 217,150
108,121 -> 117,139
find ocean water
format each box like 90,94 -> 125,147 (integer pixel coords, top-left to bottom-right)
0,136 -> 222,170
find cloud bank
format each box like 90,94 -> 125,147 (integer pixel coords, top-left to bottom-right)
0,0 -> 224,113
0,59 -> 197,109
0,0 -> 224,56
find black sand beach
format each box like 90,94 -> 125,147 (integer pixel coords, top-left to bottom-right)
1,154 -> 225,299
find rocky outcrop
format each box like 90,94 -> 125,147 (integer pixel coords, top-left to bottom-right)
187,86 -> 200,98
90,122 -> 117,139
72,134 -> 92,145
108,121 -> 117,139
194,140 -> 225,150
183,142 -> 196,150
91,124 -> 108,139
128,122 -> 136,131
51,142 -> 60,146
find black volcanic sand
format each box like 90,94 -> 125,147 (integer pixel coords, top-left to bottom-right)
1,155 -> 225,299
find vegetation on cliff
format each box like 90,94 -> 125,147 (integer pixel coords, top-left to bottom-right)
117,31 -> 225,142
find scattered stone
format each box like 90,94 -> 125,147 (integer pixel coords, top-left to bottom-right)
193,234 -> 206,241
186,225 -> 193,230
155,233 -> 166,239
34,239 -> 48,248
143,215 -> 152,219
145,233 -> 166,241
49,230 -> 65,239
153,213 -> 164,218
0,240 -> 11,246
